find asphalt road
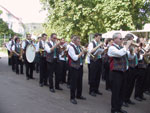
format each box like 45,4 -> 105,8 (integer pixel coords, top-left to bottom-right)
0,56 -> 150,113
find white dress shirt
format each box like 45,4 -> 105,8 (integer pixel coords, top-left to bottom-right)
45,40 -> 54,53
88,40 -> 103,58
127,51 -> 136,60
59,43 -> 68,61
6,42 -> 11,51
107,43 -> 127,57
59,51 -> 68,61
8,40 -> 15,50
68,42 -> 79,61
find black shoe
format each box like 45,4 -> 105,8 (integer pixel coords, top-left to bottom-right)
40,83 -> 44,87
96,91 -> 103,95
44,83 -> 49,86
89,92 -> 96,97
135,97 -> 142,101
76,96 -> 86,100
122,102 -> 129,107
111,112 -> 122,113
70,99 -> 77,104
21,73 -> 24,74
16,72 -> 19,75
55,87 -> 63,90
127,100 -> 135,105
30,77 -> 35,79
106,88 -> 111,91
49,88 -> 55,93
119,109 -> 127,113
26,77 -> 30,80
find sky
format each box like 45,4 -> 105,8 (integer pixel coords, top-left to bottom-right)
0,0 -> 47,23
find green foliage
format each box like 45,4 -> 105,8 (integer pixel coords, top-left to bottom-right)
0,18 -> 18,37
40,0 -> 150,44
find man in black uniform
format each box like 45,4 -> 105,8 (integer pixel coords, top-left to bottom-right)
88,33 -> 104,97
12,37 -> 23,74
22,34 -> 34,80
45,33 -> 62,92
68,35 -> 86,104
36,33 -> 48,87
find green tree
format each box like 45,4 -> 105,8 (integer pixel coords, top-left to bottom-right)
40,0 -> 150,44
0,18 -> 18,36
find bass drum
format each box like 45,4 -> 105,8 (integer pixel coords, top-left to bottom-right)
26,44 -> 36,63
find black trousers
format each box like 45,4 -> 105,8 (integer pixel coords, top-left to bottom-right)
58,60 -> 67,83
88,64 -> 90,84
39,57 -> 47,85
67,64 -> 71,85
47,59 -> 59,89
135,68 -> 146,98
8,50 -> 12,66
14,56 -> 23,74
11,55 -> 16,71
123,67 -> 137,102
24,59 -> 34,79
104,62 -> 111,90
70,66 -> 83,99
36,62 -> 40,73
89,59 -> 102,93
110,71 -> 125,112
144,65 -> 150,91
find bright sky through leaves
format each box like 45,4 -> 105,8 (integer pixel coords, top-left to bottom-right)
0,0 -> 47,23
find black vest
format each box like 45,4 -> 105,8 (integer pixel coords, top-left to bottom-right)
14,44 -> 21,57
109,45 -> 127,72
39,41 -> 46,57
24,40 -> 31,51
11,40 -> 15,47
46,42 -> 59,63
69,44 -> 82,69
90,41 -> 100,62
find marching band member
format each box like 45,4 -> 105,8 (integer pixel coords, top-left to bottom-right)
9,36 -> 16,71
108,33 -> 131,113
88,33 -> 104,97
58,38 -> 68,84
12,37 -> 23,74
36,33 -> 48,87
103,38 -> 113,91
66,35 -> 75,88
134,42 -> 148,101
35,37 -> 41,73
68,35 -> 86,104
22,33 -> 34,80
122,34 -> 137,106
45,33 -> 62,93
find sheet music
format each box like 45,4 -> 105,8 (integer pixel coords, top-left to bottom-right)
93,48 -> 104,56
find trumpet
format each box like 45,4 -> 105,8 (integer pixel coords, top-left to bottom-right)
131,42 -> 139,47
80,46 -> 95,58
39,48 -> 45,54
123,40 -> 139,47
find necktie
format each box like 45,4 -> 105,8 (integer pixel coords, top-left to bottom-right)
125,56 -> 129,68
135,55 -> 138,65
53,42 -> 56,57
96,42 -> 101,59
76,46 -> 82,64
